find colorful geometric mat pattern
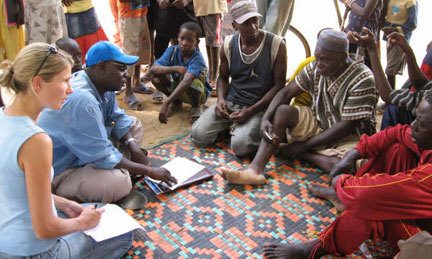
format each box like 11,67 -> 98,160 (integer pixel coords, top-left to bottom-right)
124,136 -> 391,258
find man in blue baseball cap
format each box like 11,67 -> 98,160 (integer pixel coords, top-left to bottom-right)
38,41 -> 177,206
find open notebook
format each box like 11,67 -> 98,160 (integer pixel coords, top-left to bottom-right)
145,157 -> 213,195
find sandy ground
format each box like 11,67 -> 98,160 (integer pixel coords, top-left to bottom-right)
117,87 -> 216,149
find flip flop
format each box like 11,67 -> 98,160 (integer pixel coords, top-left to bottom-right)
125,94 -> 143,110
152,91 -> 164,104
115,189 -> 148,209
132,83 -> 153,95
115,86 -> 126,95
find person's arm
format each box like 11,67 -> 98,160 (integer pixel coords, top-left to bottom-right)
66,98 -> 176,186
119,131 -> 149,165
378,0 -> 389,30
355,124 -> 420,158
20,133 -> 102,239
108,96 -> 149,165
53,195 -> 84,218
215,44 -> 230,118
229,41 -> 287,124
342,0 -> 379,18
149,65 -> 187,76
349,28 -> 393,103
115,158 -> 177,186
147,47 -> 185,77
387,32 -> 428,89
159,72 -> 195,123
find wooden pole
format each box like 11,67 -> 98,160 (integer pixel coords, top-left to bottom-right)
333,0 -> 343,27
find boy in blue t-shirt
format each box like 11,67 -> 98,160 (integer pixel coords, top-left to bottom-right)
146,22 -> 211,124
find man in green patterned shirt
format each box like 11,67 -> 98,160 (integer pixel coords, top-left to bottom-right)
221,29 -> 378,185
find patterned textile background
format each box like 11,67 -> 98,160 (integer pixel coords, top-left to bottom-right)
124,136 -> 390,258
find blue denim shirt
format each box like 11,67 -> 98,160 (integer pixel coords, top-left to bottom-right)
38,70 -> 133,175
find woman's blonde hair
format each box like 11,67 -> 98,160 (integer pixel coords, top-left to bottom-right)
0,42 -> 73,94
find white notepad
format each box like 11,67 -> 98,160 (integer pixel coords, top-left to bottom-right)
83,204 -> 143,242
150,157 -> 205,190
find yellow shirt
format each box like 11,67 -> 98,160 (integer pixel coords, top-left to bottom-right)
385,0 -> 416,25
290,56 -> 315,107
193,0 -> 228,17
63,0 -> 93,14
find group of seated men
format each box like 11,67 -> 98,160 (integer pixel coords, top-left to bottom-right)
34,1 -> 432,258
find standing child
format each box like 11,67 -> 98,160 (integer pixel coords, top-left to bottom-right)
146,22 -> 211,124
63,0 -> 109,63
117,0 -> 153,110
382,0 -> 418,89
193,0 -> 228,96
0,43 -> 133,258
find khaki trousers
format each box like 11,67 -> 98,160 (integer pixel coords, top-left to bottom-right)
52,117 -> 143,203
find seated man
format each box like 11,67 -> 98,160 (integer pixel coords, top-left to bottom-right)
55,37 -> 83,73
145,22 -> 212,124
350,28 -> 432,130
38,41 -> 176,203
191,1 -> 287,157
222,28 -> 377,185
264,96 -> 432,258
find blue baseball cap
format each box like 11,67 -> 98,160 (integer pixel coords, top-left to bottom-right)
85,41 -> 139,67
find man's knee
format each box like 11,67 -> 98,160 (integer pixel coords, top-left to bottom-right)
274,104 -> 298,129
191,105 -> 222,147
191,119 -> 215,147
101,170 -> 132,202
231,134 -> 259,157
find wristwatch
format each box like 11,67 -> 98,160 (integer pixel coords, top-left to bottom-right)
124,137 -> 136,146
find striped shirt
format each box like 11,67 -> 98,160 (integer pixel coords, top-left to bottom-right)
390,81 -> 432,115
295,59 -> 378,136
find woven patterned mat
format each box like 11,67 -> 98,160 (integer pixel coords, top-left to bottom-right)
124,136 -> 391,258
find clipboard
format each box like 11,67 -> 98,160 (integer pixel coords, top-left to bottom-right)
144,157 -> 214,195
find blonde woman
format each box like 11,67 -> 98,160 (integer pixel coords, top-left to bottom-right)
0,43 -> 133,258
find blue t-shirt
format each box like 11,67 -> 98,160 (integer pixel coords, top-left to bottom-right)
154,45 -> 212,96
38,70 -> 133,175
0,110 -> 57,256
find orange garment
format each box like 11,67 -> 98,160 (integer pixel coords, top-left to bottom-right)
109,0 -> 121,47
117,1 -> 147,18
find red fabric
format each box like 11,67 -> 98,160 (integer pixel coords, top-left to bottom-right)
74,27 -> 109,64
318,125 -> 432,256
421,63 -> 432,81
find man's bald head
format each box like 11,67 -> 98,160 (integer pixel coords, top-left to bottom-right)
55,37 -> 82,73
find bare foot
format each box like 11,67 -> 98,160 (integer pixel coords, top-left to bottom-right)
221,168 -> 266,185
308,184 -> 345,212
263,240 -> 325,259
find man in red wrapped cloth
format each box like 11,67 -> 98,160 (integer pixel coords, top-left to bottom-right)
264,93 -> 432,258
